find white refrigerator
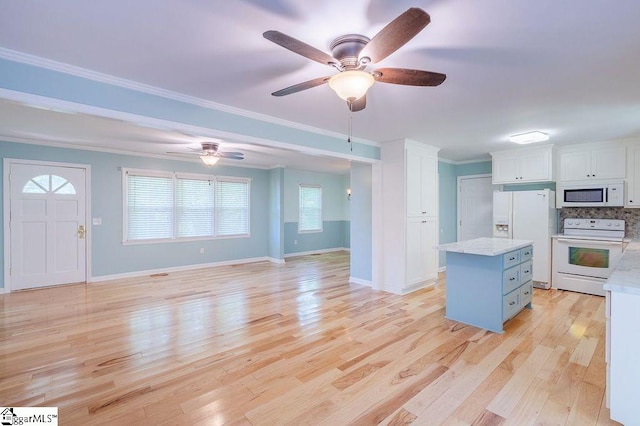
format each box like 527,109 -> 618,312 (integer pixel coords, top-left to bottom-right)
493,189 -> 557,289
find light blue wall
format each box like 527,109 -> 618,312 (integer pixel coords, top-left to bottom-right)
0,58 -> 380,161
437,160 -> 493,267
0,141 -> 271,286
268,168 -> 285,260
350,163 -> 372,281
283,168 -> 349,254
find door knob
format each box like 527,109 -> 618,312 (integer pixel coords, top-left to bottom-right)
78,225 -> 86,239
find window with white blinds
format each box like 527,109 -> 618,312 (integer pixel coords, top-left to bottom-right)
123,169 -> 250,243
216,180 -> 249,236
299,184 -> 322,232
126,173 -> 174,240
176,177 -> 214,238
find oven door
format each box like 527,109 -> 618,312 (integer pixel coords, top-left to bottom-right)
554,238 -> 624,278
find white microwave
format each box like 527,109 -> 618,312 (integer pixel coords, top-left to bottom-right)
557,182 -> 624,207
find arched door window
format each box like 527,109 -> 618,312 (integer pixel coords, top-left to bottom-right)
22,174 -> 77,194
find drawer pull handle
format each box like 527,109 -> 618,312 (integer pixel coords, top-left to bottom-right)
524,291 -> 530,295
524,269 -> 530,274
509,301 -> 516,306
509,257 -> 515,261
509,277 -> 516,281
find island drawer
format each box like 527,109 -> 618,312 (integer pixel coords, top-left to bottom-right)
503,289 -> 521,320
520,260 -> 533,283
503,266 -> 521,294
503,250 -> 521,269
520,246 -> 533,262
520,281 -> 533,306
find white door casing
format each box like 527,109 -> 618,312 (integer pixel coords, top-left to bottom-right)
5,160 -> 90,291
457,174 -> 494,241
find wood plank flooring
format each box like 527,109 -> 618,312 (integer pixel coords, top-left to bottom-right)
0,252 -> 621,425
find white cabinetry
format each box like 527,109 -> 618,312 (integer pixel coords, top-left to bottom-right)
625,144 -> 640,207
559,144 -> 625,182
491,145 -> 555,184
607,290 -> 640,424
381,140 -> 439,294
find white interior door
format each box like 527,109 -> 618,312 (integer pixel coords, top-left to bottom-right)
458,175 -> 494,241
9,163 -> 87,290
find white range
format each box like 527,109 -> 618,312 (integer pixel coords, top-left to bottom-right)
552,218 -> 627,296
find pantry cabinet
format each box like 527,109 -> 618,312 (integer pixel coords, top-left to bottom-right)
381,140 -> 439,294
491,145 -> 555,184
559,144 -> 625,182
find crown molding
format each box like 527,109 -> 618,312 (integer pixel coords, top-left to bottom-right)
0,47 -> 380,148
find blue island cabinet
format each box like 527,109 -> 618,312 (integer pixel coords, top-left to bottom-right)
438,238 -> 534,333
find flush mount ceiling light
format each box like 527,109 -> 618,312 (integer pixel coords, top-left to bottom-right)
509,131 -> 549,144
328,70 -> 375,102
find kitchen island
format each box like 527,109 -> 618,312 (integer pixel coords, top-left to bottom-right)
603,241 -> 640,425
437,237 -> 534,333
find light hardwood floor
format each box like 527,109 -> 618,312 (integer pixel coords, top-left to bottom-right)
0,252 -> 620,425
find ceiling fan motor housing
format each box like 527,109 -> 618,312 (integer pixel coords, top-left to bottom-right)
329,34 -> 370,69
201,142 -> 219,153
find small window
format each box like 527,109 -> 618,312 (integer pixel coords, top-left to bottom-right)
126,173 -> 174,240
22,174 -> 76,194
299,184 -> 322,232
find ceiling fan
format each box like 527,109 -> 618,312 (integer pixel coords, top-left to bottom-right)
263,7 -> 446,112
167,142 -> 244,166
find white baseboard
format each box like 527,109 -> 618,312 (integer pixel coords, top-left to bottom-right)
89,256 -> 271,283
267,257 -> 286,264
438,266 -> 446,273
284,247 -> 349,258
349,276 -> 373,287
0,287 -> 6,294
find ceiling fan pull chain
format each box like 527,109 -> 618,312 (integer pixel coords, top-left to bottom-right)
347,108 -> 353,151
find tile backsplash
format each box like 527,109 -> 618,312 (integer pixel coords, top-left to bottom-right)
559,208 -> 640,240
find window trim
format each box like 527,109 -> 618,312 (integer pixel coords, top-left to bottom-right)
298,183 -> 323,233
122,168 -> 251,245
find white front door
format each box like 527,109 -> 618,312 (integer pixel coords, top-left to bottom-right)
458,175 -> 494,241
9,163 -> 87,290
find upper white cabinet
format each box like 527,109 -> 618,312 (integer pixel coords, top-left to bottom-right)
491,145 -> 555,184
406,149 -> 438,217
559,144 -> 626,182
625,143 -> 640,207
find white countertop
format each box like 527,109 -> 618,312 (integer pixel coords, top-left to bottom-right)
436,237 -> 534,256
604,241 -> 640,295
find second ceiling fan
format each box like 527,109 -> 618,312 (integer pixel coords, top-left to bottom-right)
263,7 -> 446,112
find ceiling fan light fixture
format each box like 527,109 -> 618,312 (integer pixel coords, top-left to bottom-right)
509,131 -> 549,144
328,70 -> 374,101
200,155 -> 220,166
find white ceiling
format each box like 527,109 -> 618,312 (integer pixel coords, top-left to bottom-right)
1,0 -> 640,164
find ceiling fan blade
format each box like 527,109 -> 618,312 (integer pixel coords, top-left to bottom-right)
348,95 -> 366,112
263,30 -> 338,66
358,8 -> 431,64
166,151 -> 199,155
374,68 -> 446,86
219,151 -> 244,157
219,153 -> 244,160
271,76 -> 331,96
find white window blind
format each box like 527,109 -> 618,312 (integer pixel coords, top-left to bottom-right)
126,174 -> 174,240
299,184 -> 322,232
216,180 -> 249,236
176,178 -> 214,238
124,169 -> 250,243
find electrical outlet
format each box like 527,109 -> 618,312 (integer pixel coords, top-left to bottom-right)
200,248 -> 205,254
